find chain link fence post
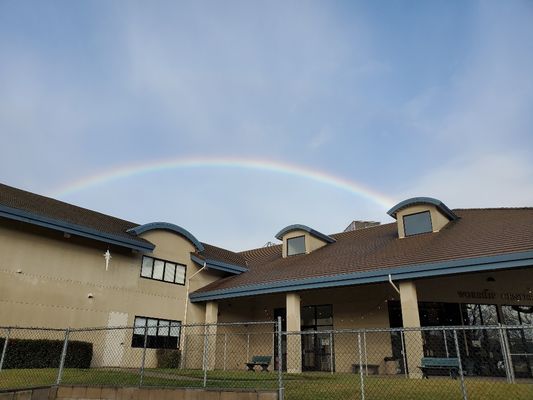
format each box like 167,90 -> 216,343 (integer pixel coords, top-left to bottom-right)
329,331 -> 334,374
202,324 -> 209,388
453,329 -> 468,400
277,316 -> 284,400
498,324 -> 512,383
181,331 -> 188,370
363,330 -> 368,376
443,329 -> 449,357
223,333 -> 228,371
400,329 -> 408,378
503,326 -> 515,384
139,324 -> 149,387
56,328 -> 70,385
246,333 -> 250,364
0,327 -> 11,372
358,332 -> 365,400
272,331 -> 276,372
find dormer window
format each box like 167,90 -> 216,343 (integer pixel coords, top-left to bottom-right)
387,197 -> 458,239
403,211 -> 432,236
287,236 -> 306,256
275,224 -> 336,258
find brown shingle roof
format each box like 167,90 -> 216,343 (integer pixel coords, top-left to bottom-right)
194,208 -> 533,296
196,243 -> 248,268
0,183 -> 153,247
0,182 -> 245,264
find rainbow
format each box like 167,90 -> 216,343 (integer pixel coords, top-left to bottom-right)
50,156 -> 396,209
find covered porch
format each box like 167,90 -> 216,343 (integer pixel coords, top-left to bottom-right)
191,266 -> 533,378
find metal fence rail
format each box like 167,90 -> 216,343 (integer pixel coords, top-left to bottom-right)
1,323 -> 532,399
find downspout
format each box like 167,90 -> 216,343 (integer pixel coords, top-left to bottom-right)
183,261 -> 208,327
180,261 -> 208,369
388,274 -> 400,294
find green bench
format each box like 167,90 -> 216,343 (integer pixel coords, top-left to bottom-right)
246,355 -> 272,372
419,357 -> 460,379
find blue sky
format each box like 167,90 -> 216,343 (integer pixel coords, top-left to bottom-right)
1,1 -> 532,250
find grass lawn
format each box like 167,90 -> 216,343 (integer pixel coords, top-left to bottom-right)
1,368 -> 533,399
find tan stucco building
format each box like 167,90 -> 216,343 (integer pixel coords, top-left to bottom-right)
1,183 -> 532,376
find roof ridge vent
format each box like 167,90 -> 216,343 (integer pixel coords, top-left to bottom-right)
344,220 -> 381,232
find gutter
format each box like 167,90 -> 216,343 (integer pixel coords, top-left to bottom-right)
191,254 -> 247,275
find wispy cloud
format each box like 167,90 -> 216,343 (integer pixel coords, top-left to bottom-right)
403,153 -> 533,208
400,1 -> 533,206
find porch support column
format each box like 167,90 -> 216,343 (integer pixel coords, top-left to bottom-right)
205,301 -> 218,371
399,281 -> 424,378
286,292 -> 302,373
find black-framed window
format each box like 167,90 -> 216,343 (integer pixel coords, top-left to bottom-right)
141,256 -> 186,285
132,316 -> 181,349
403,211 -> 432,236
287,236 -> 306,256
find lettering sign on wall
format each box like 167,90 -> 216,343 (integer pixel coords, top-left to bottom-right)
457,289 -> 533,303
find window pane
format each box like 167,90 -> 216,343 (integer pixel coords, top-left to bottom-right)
153,260 -> 164,280
160,336 -> 179,349
147,319 -> 158,336
287,236 -> 305,256
141,257 -> 153,278
164,263 -> 176,282
175,265 -> 186,284
134,317 -> 146,335
301,306 -> 315,326
170,322 -> 181,337
403,211 -> 432,236
158,320 -> 170,336
316,305 -> 333,325
502,305 -> 521,325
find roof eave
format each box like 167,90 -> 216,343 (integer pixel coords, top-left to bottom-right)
0,204 -> 155,252
128,222 -> 204,252
275,224 -> 336,243
191,254 -> 247,275
387,197 -> 458,220
189,250 -> 533,302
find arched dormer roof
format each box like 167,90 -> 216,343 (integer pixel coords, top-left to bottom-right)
275,224 -> 336,243
127,222 -> 205,252
387,197 -> 458,221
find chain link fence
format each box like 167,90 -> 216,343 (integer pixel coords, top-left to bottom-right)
0,321 -> 279,393
282,324 -> 533,400
1,322 -> 532,399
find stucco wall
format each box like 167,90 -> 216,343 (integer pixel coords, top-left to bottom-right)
0,220 -> 223,368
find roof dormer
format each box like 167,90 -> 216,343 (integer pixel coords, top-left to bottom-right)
275,224 -> 335,258
387,197 -> 458,239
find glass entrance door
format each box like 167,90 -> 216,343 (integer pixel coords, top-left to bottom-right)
302,328 -> 317,371
301,305 -> 334,371
274,304 -> 334,372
